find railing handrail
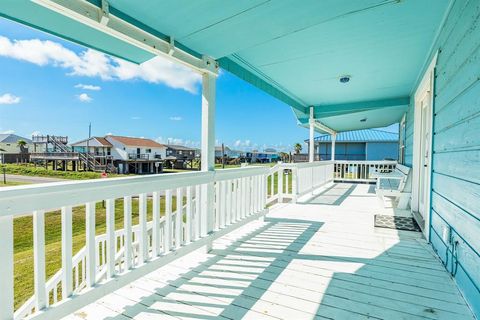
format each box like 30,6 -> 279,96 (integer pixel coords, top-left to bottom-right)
333,160 -> 397,165
0,166 -> 273,218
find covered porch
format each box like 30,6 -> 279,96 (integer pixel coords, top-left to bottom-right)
64,183 -> 474,320
0,0 -> 479,319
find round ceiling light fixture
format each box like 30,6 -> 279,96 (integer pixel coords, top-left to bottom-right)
339,75 -> 351,83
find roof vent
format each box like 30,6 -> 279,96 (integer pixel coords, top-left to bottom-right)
339,75 -> 351,83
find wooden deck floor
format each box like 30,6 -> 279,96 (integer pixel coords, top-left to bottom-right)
65,183 -> 475,320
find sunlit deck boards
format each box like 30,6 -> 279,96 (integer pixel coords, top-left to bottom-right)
65,184 -> 475,320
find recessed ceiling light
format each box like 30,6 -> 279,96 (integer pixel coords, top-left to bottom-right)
339,75 -> 351,83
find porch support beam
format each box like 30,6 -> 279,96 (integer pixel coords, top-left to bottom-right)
312,121 -> 336,135
201,73 -> 216,248
331,133 -> 336,161
309,107 -> 315,162
32,0 -> 219,75
313,97 -> 409,118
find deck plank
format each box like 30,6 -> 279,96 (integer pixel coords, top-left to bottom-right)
64,183 -> 475,320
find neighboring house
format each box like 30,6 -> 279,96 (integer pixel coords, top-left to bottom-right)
0,133 -> 32,153
70,135 -> 167,174
244,150 -> 280,163
71,137 -> 113,156
0,133 -> 32,163
307,129 -> 399,161
215,146 -> 242,160
165,144 -> 198,169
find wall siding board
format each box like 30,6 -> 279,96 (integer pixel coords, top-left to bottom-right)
432,192 -> 480,254
434,112 -> 480,152
432,173 -> 480,221
435,80 -> 480,132
403,0 -> 480,315
433,150 -> 480,184
430,228 -> 480,316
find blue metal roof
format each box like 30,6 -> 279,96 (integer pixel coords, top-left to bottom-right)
313,129 -> 398,143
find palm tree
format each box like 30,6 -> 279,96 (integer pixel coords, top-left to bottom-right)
294,143 -> 302,155
17,140 -> 28,154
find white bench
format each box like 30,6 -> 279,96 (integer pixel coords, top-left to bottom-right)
372,164 -> 411,209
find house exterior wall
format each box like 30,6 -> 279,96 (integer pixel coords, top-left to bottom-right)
317,142 -> 366,160
366,142 -> 398,161
404,0 -> 480,314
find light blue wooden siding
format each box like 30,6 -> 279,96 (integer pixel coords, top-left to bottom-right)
403,0 -> 480,315
318,143 -> 366,160
366,142 -> 398,161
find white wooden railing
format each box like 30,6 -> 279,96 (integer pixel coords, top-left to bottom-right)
266,161 -> 334,204
333,160 -> 397,182
0,161 -> 338,320
0,166 -> 271,320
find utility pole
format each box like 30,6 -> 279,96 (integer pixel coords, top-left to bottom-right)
221,143 -> 225,169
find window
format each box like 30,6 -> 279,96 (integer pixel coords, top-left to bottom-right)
178,150 -> 183,155
146,148 -> 151,153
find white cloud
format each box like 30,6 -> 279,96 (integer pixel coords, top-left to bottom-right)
106,132 -> 113,136
169,116 -> 183,121
0,93 -> 20,104
0,129 -> 15,134
156,136 -> 199,148
75,83 -> 101,91
234,139 -> 251,148
31,130 -> 41,137
77,93 -> 92,102
0,36 -> 201,93
131,116 -> 141,120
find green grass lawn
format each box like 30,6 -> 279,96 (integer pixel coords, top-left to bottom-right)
13,196 -> 182,310
2,164 -> 126,180
0,181 -> 29,187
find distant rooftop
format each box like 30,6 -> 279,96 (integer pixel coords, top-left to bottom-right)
312,129 -> 399,143
0,133 -> 32,144
107,135 -> 165,148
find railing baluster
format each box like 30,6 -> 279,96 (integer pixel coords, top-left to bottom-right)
230,179 -> 237,223
278,169 -> 283,202
0,215 -> 14,320
123,196 -> 132,269
33,210 -> 46,311
236,179 -> 242,221
220,180 -> 226,228
195,185 -> 201,240
226,180 -> 232,225
152,191 -> 161,257
61,206 -> 73,299
86,202 -> 96,287
139,193 -> 148,263
165,189 -> 172,251
176,187 -> 183,248
214,182 -> 220,230
106,199 -> 115,278
185,186 -> 193,244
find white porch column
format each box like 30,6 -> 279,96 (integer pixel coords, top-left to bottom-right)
309,106 -> 315,162
331,133 -> 337,161
201,73 -> 216,247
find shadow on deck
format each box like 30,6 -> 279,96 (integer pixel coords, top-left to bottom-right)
68,183 -> 475,320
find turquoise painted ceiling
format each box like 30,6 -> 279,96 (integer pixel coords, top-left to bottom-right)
0,0 -> 451,132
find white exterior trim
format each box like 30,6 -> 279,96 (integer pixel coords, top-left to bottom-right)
411,52 -> 437,241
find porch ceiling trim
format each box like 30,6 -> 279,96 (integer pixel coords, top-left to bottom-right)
314,97 -> 410,118
30,0 -> 218,75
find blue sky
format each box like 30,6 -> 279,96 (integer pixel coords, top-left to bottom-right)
0,17 -> 398,152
